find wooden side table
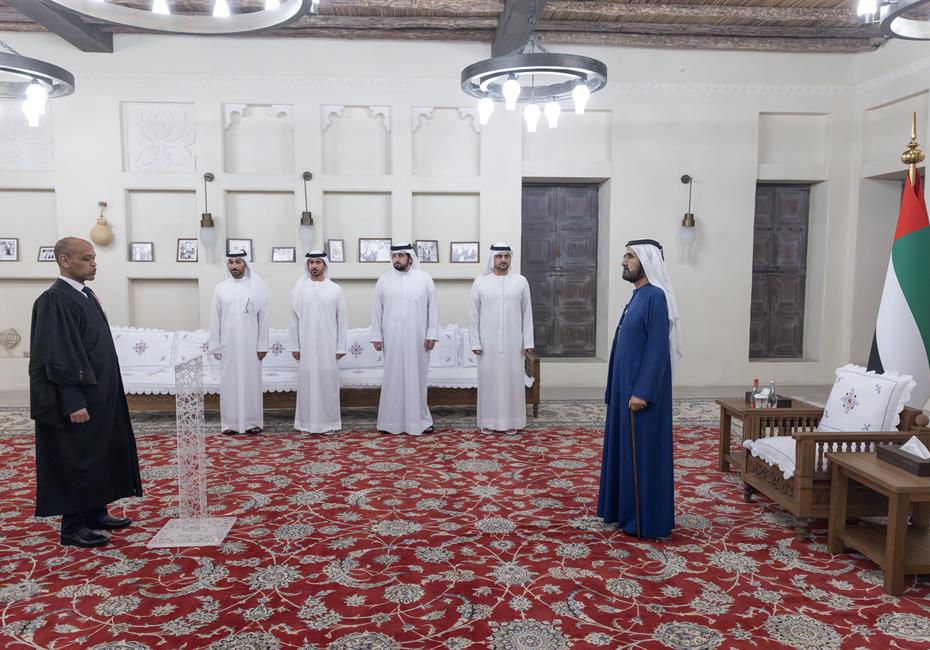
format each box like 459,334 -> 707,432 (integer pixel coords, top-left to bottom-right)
827,452 -> 930,596
716,398 -> 822,472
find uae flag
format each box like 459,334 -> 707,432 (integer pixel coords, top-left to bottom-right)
868,173 -> 930,409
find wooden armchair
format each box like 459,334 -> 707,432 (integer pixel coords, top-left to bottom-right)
739,406 -> 929,540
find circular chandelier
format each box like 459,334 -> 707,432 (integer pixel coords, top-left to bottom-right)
45,1 -> 315,35
857,0 -> 930,40
0,43 -> 75,128
459,5 -> 606,133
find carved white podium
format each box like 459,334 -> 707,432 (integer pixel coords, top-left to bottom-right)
147,350 -> 235,548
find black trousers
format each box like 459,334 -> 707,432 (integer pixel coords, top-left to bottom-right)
60,506 -> 107,534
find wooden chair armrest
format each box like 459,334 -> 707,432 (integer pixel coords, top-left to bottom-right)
524,351 -> 540,379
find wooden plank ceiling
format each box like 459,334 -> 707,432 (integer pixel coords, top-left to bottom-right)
0,0 -> 883,53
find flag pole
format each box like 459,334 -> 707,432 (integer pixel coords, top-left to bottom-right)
902,111 -> 924,187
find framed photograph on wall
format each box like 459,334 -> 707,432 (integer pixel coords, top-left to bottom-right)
359,238 -> 392,263
450,241 -> 479,263
416,240 -> 439,263
327,239 -> 345,262
130,241 -> 154,262
37,245 -> 56,262
0,238 -> 18,261
226,238 -> 253,262
272,246 -> 296,263
176,238 -> 198,262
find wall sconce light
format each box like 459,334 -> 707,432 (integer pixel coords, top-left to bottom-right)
199,172 -> 218,263
679,174 -> 697,264
89,201 -> 113,247
299,171 -> 314,254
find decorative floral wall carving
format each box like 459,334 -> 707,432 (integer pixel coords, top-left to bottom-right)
122,102 -> 196,173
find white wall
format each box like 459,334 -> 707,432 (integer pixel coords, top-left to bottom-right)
0,32 -> 925,394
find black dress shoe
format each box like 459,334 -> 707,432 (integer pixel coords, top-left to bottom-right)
87,514 -> 132,530
61,527 -> 109,548
245,427 -> 262,435
222,429 -> 240,436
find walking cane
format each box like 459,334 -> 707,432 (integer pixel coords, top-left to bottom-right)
630,410 -> 642,538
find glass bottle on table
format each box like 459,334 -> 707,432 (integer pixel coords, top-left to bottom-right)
750,378 -> 760,406
768,380 -> 777,407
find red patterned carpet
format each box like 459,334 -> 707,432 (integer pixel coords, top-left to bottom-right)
1,416 -> 930,649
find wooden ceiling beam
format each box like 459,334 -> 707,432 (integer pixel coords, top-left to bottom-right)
543,2 -> 859,25
536,20 -> 879,39
305,15 -> 498,30
542,30 -> 882,53
6,0 -> 113,52
276,26 -> 494,41
319,0 -> 504,16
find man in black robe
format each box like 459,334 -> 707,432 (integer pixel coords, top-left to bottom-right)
29,237 -> 143,548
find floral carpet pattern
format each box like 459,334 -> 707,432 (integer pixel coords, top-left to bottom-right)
1,400 -> 929,649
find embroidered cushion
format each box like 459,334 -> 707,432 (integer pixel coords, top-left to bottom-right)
263,328 -> 298,371
339,328 -> 384,369
742,437 -> 799,479
816,364 -> 916,433
111,327 -> 174,370
429,325 -> 459,368
460,328 -> 477,368
175,330 -> 211,365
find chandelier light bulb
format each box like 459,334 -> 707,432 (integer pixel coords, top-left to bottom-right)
544,101 -> 560,128
502,76 -> 521,111
477,97 -> 495,125
213,0 -> 231,17
152,0 -> 170,14
22,100 -> 41,128
523,104 -> 541,133
265,0 -> 281,8
572,81 -> 590,115
856,0 -> 878,19
25,83 -> 48,115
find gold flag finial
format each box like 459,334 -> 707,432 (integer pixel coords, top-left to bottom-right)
902,111 -> 925,186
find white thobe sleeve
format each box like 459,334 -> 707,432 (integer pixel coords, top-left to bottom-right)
425,276 -> 438,340
287,292 -> 300,351
256,301 -> 269,353
336,288 -> 348,355
208,289 -> 222,350
370,277 -> 384,343
468,279 -> 482,351
521,278 -> 535,349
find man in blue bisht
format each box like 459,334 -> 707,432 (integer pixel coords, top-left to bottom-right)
598,239 -> 682,539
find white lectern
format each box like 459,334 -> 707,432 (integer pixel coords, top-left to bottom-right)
147,349 -> 235,548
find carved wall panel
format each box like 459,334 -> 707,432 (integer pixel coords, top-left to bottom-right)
0,103 -> 55,171
121,102 -> 196,173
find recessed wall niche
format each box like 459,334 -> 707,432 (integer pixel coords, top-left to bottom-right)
522,110 -> 611,166
863,91 -> 929,172
0,279 -> 56,356
0,101 -> 54,171
126,190 -> 198,262
225,191 -> 295,264
339,279 -> 377,329
412,193 -> 479,257
435,279 -> 473,326
223,104 -> 294,174
322,106 -> 391,175
129,279 -> 199,330
412,108 -> 479,176
121,102 -> 196,173
0,189 -> 57,258
758,113 -> 829,167
323,192 -> 391,263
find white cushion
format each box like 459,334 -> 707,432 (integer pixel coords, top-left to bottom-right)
339,328 -> 383,369
429,325 -> 459,368
112,327 -> 174,370
816,364 -> 916,433
743,437 -> 798,479
264,328 -> 297,371
175,330 -> 210,365
460,328 -> 477,368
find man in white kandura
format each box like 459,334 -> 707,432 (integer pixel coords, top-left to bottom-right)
469,243 -> 534,435
209,249 -> 269,435
289,251 -> 347,434
371,242 -> 438,436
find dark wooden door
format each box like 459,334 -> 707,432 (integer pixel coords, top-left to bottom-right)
522,184 -> 598,356
749,185 -> 808,359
